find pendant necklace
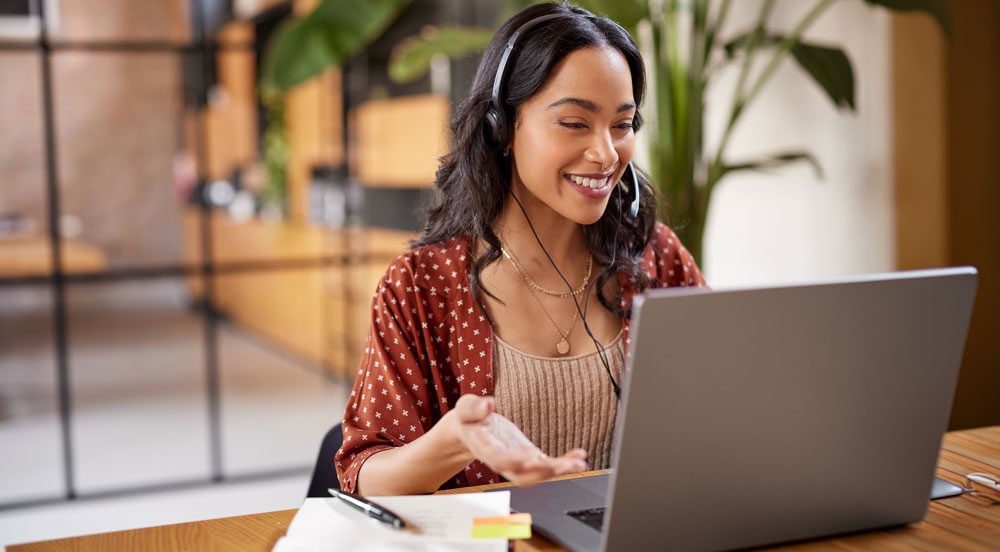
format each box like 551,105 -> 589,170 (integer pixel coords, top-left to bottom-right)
500,246 -> 590,355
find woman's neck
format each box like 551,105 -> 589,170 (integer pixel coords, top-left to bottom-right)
494,192 -> 590,275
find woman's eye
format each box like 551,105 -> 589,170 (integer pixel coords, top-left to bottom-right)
615,121 -> 635,131
558,121 -> 587,129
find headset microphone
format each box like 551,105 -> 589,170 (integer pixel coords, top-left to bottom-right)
623,162 -> 640,218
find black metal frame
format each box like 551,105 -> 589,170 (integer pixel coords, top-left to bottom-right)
0,0 -> 356,510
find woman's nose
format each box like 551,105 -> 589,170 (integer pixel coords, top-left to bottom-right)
584,133 -> 618,170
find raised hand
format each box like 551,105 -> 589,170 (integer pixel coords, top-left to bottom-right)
452,394 -> 588,486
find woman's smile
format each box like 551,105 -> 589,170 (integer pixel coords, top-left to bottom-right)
565,170 -> 615,198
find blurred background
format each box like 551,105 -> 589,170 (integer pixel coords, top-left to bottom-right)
0,0 -> 996,547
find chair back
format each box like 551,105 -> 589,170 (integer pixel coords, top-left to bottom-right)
306,422 -> 343,497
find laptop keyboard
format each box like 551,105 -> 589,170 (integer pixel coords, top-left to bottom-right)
567,507 -> 606,531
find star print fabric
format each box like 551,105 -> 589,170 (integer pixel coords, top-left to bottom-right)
334,222 -> 705,492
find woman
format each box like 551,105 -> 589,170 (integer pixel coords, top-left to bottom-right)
335,1 -> 705,496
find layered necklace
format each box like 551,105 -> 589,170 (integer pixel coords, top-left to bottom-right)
501,244 -> 593,355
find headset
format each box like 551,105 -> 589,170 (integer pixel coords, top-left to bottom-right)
485,12 -> 641,219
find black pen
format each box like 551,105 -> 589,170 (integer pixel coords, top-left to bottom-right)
327,488 -> 407,529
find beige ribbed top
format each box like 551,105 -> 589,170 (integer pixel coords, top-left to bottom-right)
492,332 -> 624,470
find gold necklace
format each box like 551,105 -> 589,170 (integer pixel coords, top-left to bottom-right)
500,246 -> 585,355
523,280 -> 578,355
501,247 -> 592,298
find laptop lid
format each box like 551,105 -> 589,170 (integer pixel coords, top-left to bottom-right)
511,267 -> 978,552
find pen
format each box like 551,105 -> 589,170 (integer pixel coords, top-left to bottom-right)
327,488 -> 407,529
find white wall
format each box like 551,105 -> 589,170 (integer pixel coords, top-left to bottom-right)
701,1 -> 894,286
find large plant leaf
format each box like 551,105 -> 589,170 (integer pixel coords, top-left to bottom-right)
388,25 -> 495,84
260,14 -> 326,91
863,0 -> 950,37
261,0 -> 410,91
387,0 -> 650,86
725,34 -> 854,111
720,151 -> 824,180
789,42 -> 854,110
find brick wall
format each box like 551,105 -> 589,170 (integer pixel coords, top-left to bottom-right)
51,51 -> 186,266
0,0 -> 192,267
0,53 -> 46,229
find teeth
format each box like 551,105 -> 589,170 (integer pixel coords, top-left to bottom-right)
570,175 -> 607,189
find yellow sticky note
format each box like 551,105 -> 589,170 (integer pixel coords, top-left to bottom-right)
471,523 -> 532,540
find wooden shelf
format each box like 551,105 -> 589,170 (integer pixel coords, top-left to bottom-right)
0,236 -> 108,278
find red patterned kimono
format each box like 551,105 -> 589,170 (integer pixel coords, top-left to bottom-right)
335,222 -> 706,492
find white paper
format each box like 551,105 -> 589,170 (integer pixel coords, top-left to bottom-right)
271,492 -> 510,552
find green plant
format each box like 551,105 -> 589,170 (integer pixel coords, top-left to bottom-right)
266,0 -> 948,262
260,0 -> 411,91
259,88 -> 288,213
256,0 -> 411,215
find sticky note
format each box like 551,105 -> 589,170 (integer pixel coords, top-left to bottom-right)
471,523 -> 532,540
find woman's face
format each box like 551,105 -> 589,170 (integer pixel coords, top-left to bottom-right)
509,45 -> 636,226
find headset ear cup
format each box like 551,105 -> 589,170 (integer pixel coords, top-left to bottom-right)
485,107 -> 503,145
486,13 -> 573,151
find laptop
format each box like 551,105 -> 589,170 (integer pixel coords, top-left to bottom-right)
506,267 -> 978,551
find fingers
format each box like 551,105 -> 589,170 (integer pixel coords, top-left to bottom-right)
551,452 -> 589,475
501,449 -> 590,487
504,461 -> 587,486
563,448 -> 588,461
542,449 -> 589,475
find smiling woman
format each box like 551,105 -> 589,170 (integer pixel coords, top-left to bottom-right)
332,1 -> 707,497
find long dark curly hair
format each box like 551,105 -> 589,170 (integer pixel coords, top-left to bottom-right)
415,2 -> 658,317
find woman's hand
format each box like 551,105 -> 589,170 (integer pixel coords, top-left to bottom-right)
452,394 -> 588,486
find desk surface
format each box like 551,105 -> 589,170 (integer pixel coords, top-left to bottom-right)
8,426 -> 999,552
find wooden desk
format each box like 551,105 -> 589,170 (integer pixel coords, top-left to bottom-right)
9,427 -> 999,552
